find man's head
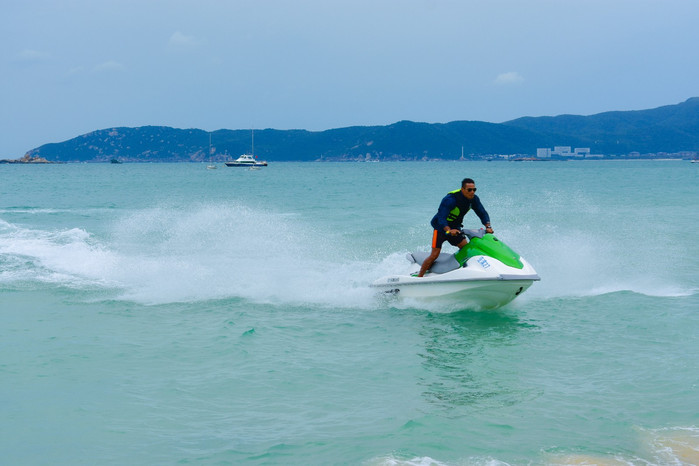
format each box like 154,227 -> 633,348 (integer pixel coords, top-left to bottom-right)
461,178 -> 477,199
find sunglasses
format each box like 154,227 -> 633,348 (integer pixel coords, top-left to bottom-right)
466,188 -> 477,193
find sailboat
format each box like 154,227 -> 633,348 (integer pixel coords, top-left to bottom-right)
225,130 -> 268,167
206,133 -> 218,169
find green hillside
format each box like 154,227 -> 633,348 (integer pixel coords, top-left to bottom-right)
23,98 -> 699,162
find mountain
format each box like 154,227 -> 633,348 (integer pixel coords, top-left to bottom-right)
23,98 -> 699,162
503,97 -> 699,154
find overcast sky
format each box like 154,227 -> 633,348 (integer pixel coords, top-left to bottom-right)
2,0 -> 699,156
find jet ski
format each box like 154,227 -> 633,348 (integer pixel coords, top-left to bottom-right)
372,229 -> 540,309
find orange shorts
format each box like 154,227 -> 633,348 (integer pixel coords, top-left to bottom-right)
431,229 -> 465,249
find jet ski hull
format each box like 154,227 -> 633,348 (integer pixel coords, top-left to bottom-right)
374,277 -> 536,310
372,234 -> 540,310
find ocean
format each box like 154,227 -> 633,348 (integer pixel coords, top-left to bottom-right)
1,161 -> 697,465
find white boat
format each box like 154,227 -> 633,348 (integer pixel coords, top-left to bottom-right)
225,130 -> 268,167
225,153 -> 257,167
372,229 -> 540,310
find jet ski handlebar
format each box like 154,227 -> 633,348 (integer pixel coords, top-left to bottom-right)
461,228 -> 486,239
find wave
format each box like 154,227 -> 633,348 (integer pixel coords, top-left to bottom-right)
0,206 -> 118,215
0,218 -> 118,288
0,206 -> 382,307
0,208 -> 65,214
365,426 -> 699,465
499,224 -> 697,300
1,204 -> 695,306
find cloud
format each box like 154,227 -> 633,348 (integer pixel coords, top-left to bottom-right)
169,31 -> 204,48
16,49 -> 49,62
93,60 -> 125,72
494,71 -> 524,85
67,66 -> 86,76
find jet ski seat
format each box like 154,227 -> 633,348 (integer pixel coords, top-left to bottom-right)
408,251 -> 460,274
407,229 -> 485,274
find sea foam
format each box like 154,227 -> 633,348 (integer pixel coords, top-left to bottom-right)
3,203 -> 693,307
1,205 -> 385,307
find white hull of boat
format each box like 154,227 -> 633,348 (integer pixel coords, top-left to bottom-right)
225,153 -> 267,167
372,255 -> 539,310
224,162 -> 268,167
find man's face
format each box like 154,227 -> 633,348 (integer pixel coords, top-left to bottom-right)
462,183 -> 477,199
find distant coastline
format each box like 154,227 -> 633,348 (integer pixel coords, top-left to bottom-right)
11,97 -> 699,164
2,156 -> 695,164
5,152 -> 694,164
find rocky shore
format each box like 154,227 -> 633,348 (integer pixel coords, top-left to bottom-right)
0,154 -> 53,164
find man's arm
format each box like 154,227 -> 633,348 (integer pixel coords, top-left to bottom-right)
431,196 -> 456,232
471,196 -> 491,229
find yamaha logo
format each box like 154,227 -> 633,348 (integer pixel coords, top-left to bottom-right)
476,257 -> 491,269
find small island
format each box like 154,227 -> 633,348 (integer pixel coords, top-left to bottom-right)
0,154 -> 53,164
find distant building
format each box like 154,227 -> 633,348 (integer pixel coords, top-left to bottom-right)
537,145 -> 604,159
553,146 -> 572,156
536,148 -> 551,158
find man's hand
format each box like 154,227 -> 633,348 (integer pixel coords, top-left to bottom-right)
485,226 -> 494,234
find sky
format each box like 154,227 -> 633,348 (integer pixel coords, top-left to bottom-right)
3,0 -> 699,157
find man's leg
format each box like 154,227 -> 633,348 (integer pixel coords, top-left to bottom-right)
418,236 -> 468,277
418,247 -> 441,277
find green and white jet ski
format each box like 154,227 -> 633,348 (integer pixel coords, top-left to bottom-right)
372,229 -> 540,309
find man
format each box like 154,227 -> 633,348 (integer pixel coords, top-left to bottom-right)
417,178 -> 494,277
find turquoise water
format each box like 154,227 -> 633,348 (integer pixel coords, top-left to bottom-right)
1,161 -> 697,465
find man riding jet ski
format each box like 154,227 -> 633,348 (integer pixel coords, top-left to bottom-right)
418,177 -> 492,277
371,228 -> 539,309
372,178 -> 539,309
